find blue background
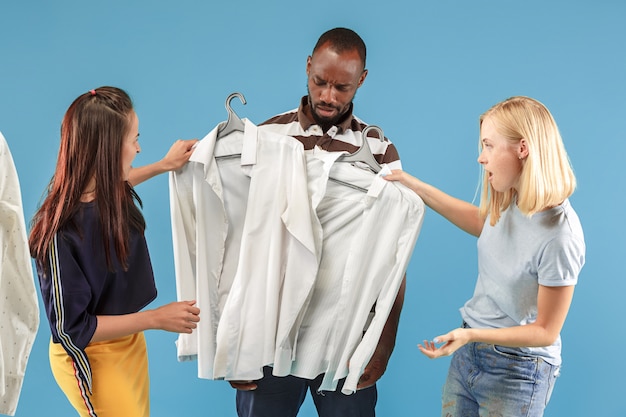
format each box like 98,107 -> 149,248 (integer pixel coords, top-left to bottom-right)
1,1 -> 624,416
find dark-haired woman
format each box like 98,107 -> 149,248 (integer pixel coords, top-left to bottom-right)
29,86 -> 199,417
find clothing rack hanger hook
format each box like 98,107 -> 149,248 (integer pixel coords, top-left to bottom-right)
225,92 -> 247,117
336,125 -> 385,173
361,125 -> 385,143
217,92 -> 247,138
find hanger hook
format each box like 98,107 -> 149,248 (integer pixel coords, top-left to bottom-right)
225,92 -> 247,119
217,92 -> 247,136
362,125 -> 385,142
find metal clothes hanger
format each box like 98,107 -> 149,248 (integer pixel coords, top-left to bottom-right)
337,125 -> 385,173
217,92 -> 247,139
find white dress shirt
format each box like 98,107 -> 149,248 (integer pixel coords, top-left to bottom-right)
278,149 -> 425,394
0,132 -> 40,416
169,120 -> 320,380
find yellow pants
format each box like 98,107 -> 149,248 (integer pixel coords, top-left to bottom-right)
49,332 -> 150,417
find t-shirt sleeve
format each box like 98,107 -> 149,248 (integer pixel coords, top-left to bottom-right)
537,233 -> 585,287
381,142 -> 401,166
43,233 -> 97,349
39,232 -> 97,389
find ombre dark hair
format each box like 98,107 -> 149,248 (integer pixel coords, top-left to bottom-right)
30,86 -> 145,272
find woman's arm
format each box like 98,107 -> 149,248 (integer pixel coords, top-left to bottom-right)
91,300 -> 200,343
419,284 -> 575,358
384,170 -> 484,237
129,139 -> 198,186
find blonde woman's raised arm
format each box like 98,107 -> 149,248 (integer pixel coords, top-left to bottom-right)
384,170 -> 484,237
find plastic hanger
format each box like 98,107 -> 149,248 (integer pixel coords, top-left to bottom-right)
217,92 -> 247,139
337,125 -> 385,173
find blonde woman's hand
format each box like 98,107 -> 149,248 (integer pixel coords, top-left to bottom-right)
418,328 -> 471,359
383,169 -> 424,193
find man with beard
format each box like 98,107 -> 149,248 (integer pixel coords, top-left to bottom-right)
229,27 -> 405,417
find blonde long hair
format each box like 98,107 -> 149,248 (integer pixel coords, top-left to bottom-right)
478,96 -> 576,225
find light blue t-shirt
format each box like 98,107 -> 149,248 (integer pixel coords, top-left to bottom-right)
461,199 -> 585,365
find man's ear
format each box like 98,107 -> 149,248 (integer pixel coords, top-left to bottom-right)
357,69 -> 368,88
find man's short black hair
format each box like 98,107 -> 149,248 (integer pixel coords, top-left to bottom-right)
312,27 -> 366,68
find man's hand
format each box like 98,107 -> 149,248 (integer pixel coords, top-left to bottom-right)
357,277 -> 405,390
229,380 -> 258,391
357,345 -> 391,390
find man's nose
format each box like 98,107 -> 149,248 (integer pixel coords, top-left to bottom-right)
320,86 -> 334,104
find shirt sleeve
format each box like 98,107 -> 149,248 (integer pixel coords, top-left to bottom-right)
168,165 -> 202,361
39,232 -> 97,391
380,141 -> 401,167
0,132 -> 40,416
538,232 -> 585,287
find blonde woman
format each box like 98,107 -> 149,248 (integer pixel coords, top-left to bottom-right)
385,96 -> 585,416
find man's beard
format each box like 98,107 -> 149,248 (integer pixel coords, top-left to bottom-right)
307,91 -> 354,132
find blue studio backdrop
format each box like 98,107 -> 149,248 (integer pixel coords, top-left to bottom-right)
1,1 -> 624,416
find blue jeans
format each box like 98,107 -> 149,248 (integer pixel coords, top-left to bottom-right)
236,366 -> 377,417
441,342 -> 560,417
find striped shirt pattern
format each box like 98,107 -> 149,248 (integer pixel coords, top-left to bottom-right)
260,96 -> 401,170
48,234 -> 94,396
